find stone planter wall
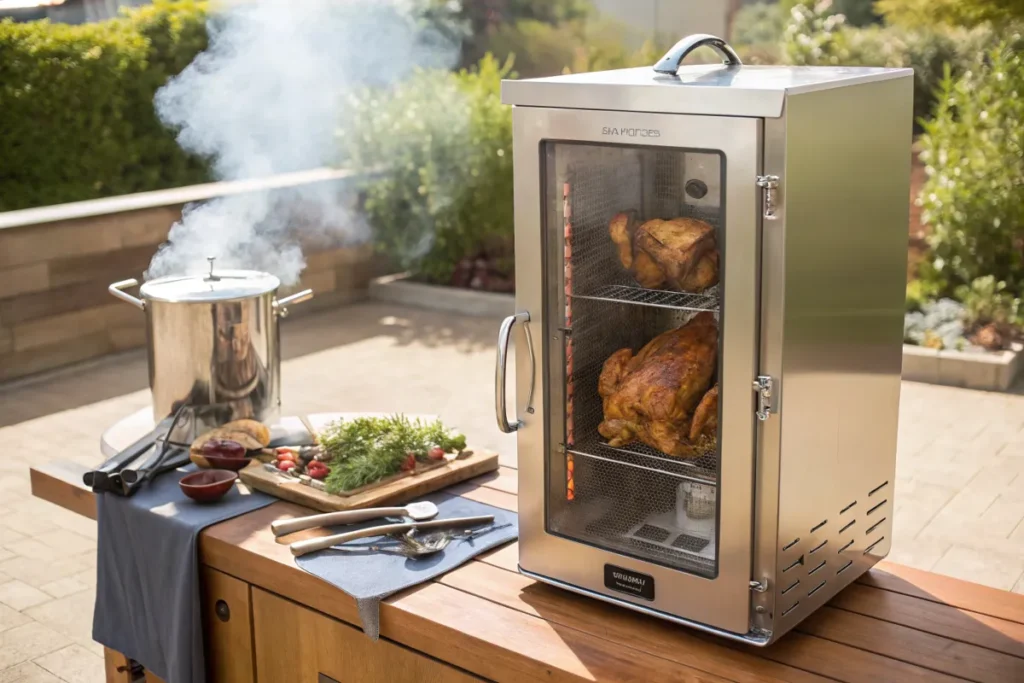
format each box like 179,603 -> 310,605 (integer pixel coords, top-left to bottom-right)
902,343 -> 1024,391
0,171 -> 382,383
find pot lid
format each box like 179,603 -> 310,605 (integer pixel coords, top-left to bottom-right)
140,266 -> 280,303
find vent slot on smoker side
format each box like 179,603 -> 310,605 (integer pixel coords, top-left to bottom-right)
782,538 -> 800,552
783,556 -> 805,573
840,501 -> 857,514
866,517 -> 887,535
808,560 -> 827,575
838,539 -> 854,554
781,579 -> 800,595
867,500 -> 887,516
869,481 -> 889,497
864,537 -> 886,555
837,560 -> 854,575
810,519 -> 828,533
781,602 -> 800,617
807,580 -> 827,597
839,519 -> 856,534
809,540 -> 828,555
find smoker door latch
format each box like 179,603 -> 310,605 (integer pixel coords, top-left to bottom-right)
753,376 -> 775,421
749,578 -> 769,593
756,175 -> 780,220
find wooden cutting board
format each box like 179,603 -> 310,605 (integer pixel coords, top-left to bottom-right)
238,449 -> 499,512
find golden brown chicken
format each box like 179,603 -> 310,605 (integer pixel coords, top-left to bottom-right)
597,313 -> 718,458
608,213 -> 719,292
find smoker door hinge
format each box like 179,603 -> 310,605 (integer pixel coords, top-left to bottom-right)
756,175 -> 780,220
753,376 -> 775,421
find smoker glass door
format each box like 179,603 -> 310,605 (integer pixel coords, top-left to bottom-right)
545,143 -> 725,578
513,107 -> 760,635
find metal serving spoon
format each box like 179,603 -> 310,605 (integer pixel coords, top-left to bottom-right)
386,523 -> 514,558
271,500 -> 439,537
289,514 -> 494,557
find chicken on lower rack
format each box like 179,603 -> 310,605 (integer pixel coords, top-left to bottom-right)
597,312 -> 719,458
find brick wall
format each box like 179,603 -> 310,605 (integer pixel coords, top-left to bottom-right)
0,203 -> 382,383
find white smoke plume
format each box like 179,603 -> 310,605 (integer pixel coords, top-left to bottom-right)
148,0 -> 460,284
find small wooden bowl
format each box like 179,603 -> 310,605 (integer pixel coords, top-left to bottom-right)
179,469 -> 237,503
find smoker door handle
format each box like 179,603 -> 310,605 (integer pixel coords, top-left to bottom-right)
653,34 -> 743,75
495,311 -> 532,434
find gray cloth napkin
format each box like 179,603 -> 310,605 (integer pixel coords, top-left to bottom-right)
296,491 -> 518,639
93,464 -> 274,683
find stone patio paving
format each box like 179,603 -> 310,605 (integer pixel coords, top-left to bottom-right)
0,301 -> 1022,679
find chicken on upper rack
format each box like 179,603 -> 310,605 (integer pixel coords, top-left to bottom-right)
597,312 -> 719,458
608,211 -> 719,293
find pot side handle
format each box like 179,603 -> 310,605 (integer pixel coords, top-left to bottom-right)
274,289 -> 313,318
109,279 -> 145,311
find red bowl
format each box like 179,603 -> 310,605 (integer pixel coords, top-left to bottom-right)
179,469 -> 238,503
200,454 -> 254,471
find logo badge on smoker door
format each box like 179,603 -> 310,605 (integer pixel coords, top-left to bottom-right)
604,564 -> 655,600
601,127 -> 661,138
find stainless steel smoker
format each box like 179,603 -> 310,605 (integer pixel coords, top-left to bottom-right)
494,34 -> 912,645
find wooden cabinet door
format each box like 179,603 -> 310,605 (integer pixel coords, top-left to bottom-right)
202,567 -> 256,683
252,587 -> 481,682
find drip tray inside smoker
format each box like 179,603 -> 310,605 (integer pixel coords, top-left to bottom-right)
550,490 -> 717,576
625,510 -> 716,562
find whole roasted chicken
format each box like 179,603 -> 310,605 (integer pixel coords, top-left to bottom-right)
609,212 -> 719,292
598,313 -> 719,458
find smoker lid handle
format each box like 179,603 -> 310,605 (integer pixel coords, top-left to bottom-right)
653,34 -> 743,75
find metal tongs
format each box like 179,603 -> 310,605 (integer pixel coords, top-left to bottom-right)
289,514 -> 495,557
85,404 -> 194,496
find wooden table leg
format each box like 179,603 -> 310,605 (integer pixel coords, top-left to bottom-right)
103,648 -> 133,683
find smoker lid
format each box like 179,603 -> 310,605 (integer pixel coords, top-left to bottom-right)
501,64 -> 913,118
140,269 -> 281,303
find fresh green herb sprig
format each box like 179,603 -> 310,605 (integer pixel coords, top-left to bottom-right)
320,415 -> 467,493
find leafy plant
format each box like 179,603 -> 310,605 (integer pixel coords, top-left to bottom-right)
956,276 -> 1023,329
0,0 -> 210,211
484,17 -> 669,79
339,55 -> 514,283
876,0 -> 1024,29
782,0 -> 1002,125
320,415 -> 467,493
904,298 -> 967,349
732,2 -> 786,47
917,43 -> 1024,297
906,278 -> 942,312
781,0 -> 880,27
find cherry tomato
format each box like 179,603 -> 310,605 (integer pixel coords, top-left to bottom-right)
277,460 -> 296,472
400,454 -> 416,472
306,462 -> 329,480
428,446 -> 446,460
276,452 -> 296,463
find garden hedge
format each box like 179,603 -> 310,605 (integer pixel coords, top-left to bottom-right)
0,0 -> 210,212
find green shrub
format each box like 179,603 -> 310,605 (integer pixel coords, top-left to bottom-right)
485,17 -> 668,78
876,0 -> 1024,29
0,0 -> 209,211
732,2 -> 786,47
918,43 -> 1024,297
783,1 -> 1000,126
956,276 -> 1023,331
339,55 -> 514,284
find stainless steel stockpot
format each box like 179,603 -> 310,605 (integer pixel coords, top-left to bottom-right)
109,260 -> 311,425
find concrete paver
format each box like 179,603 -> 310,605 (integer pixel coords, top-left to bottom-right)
0,301 -> 1022,678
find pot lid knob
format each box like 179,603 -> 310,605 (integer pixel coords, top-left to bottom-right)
206,256 -> 219,282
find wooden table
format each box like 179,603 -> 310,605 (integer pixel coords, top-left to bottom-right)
31,459 -> 1024,682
